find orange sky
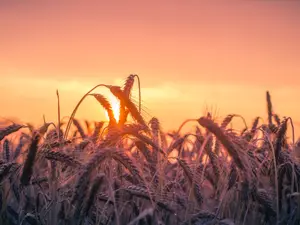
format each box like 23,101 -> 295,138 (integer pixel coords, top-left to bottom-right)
1,1 -> 300,137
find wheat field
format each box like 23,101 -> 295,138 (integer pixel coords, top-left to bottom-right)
0,74 -> 299,225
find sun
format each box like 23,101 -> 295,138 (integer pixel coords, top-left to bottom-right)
104,96 -> 120,122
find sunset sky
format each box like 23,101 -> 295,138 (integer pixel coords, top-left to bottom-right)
1,1 -> 300,136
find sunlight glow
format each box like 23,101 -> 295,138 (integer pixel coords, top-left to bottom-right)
104,96 -> 120,122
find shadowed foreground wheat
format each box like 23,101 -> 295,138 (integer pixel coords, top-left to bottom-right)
0,75 -> 300,225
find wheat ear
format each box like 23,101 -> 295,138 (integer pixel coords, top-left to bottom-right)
198,117 -> 245,170
20,132 -> 41,186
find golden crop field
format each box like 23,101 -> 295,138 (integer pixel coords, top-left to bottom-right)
0,74 -> 299,225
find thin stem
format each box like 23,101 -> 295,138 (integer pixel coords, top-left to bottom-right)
56,89 -> 61,143
286,117 -> 295,145
259,127 -> 279,224
176,119 -> 198,135
133,74 -> 142,114
64,84 -> 108,139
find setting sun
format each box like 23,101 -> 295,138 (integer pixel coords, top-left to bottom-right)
104,96 -> 120,122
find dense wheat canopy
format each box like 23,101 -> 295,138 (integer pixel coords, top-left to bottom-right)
0,75 -> 299,225
1,1 -> 299,224
1,1 -> 300,132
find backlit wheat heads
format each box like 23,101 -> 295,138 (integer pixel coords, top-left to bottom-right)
2,139 -> 10,162
64,83 -> 110,139
110,149 -> 143,183
13,135 -> 27,160
71,149 -> 108,205
134,140 -> 155,165
122,74 -> 142,112
220,114 -> 235,129
275,118 -> 288,165
81,174 -> 105,217
120,126 -> 165,156
91,121 -> 104,142
121,185 -> 175,213
203,135 -> 220,182
2,75 -> 300,225
177,158 -> 203,207
91,93 -> 117,126
72,118 -> 87,139
72,148 -> 143,203
119,74 -> 135,126
149,117 -> 160,143
273,114 -> 281,126
250,116 -> 261,134
0,123 -> 24,141
109,85 -> 147,128
266,91 -> 273,127
198,117 -> 245,171
20,131 -> 41,186
40,149 -> 82,168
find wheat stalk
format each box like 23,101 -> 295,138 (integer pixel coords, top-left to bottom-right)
198,117 -> 245,170
20,132 -> 41,186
